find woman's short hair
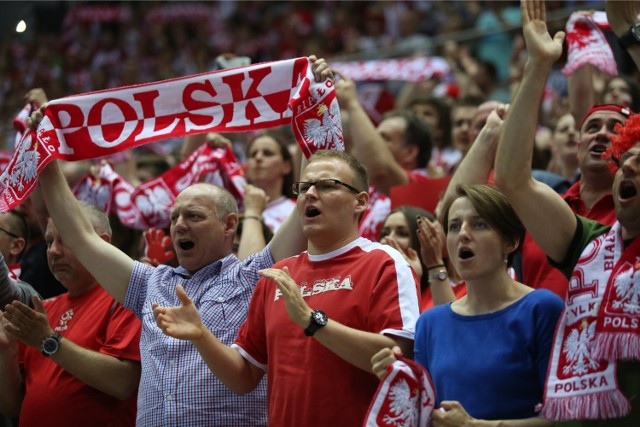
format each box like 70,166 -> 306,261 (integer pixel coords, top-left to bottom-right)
443,184 -> 525,267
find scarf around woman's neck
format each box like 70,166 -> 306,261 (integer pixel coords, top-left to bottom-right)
542,221 -> 639,420
0,57 -> 343,213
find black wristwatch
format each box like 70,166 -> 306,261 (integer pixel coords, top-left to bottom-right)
304,310 -> 328,337
618,23 -> 640,49
41,332 -> 62,357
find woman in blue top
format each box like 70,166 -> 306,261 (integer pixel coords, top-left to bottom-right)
372,184 -> 564,427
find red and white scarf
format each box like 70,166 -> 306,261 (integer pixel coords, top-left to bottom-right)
542,222 -> 638,421
562,12 -> 617,77
364,358 -> 436,427
13,102 -> 37,151
359,186 -> 390,242
332,57 -> 451,83
0,57 -> 343,213
73,144 -> 245,229
8,263 -> 21,281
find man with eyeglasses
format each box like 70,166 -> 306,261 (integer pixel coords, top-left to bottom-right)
495,0 -> 639,423
0,211 -> 39,307
153,150 -> 420,426
30,57 -> 334,427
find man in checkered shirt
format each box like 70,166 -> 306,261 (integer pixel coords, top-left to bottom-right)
34,57 -> 334,427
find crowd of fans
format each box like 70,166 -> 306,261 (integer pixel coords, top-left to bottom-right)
0,1 -> 600,151
0,0 -> 638,426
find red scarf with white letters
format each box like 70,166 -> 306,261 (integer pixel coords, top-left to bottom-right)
72,144 -> 245,229
0,57 -> 343,213
542,222 -> 639,421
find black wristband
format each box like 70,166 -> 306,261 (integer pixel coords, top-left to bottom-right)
426,263 -> 446,271
242,215 -> 262,222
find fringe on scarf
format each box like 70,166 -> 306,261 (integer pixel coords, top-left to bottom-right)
591,332 -> 640,361
541,390 -> 631,421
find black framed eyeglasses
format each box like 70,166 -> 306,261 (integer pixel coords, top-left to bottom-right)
0,226 -> 19,239
292,179 -> 362,195
609,151 -> 640,169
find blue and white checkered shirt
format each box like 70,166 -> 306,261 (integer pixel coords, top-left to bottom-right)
125,247 -> 273,427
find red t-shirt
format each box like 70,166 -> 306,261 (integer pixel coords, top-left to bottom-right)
234,237 -> 420,427
19,285 -> 141,427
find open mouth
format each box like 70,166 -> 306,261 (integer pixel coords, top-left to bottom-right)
619,181 -> 638,201
305,206 -> 321,218
458,248 -> 475,260
590,144 -> 607,155
178,240 -> 195,250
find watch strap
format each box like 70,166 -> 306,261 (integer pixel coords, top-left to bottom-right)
618,24 -> 640,49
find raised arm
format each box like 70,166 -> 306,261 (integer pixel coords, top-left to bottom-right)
436,104 -> 507,222
334,71 -> 408,195
38,158 -> 134,303
568,64 -> 597,127
495,0 -> 577,263
237,184 -> 269,260
606,0 -> 640,71
153,286 -> 264,394
269,55 -> 331,262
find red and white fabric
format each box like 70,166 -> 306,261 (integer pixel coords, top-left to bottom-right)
542,222 -> 638,421
562,12 -> 617,77
332,57 -> 452,83
0,57 -> 343,213
73,144 -> 246,230
359,186 -> 391,242
364,357 -> 436,427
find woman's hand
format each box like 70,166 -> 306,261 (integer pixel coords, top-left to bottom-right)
371,345 -> 403,380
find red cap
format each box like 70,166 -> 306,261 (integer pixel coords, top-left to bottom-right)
580,104 -> 632,130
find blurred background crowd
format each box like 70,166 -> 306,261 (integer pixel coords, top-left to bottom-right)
0,0 -> 621,153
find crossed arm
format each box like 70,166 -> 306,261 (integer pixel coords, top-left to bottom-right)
154,266 -> 412,395
0,296 -> 140,416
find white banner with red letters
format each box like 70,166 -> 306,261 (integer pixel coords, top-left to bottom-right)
0,57 -> 343,213
331,57 -> 451,82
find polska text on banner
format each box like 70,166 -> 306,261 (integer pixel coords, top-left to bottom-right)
0,57 -> 343,213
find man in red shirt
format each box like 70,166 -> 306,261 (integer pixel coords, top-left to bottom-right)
153,151 -> 421,426
0,202 -> 141,427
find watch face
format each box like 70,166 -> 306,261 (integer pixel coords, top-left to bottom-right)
43,338 -> 59,354
436,270 -> 448,281
312,310 -> 328,326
